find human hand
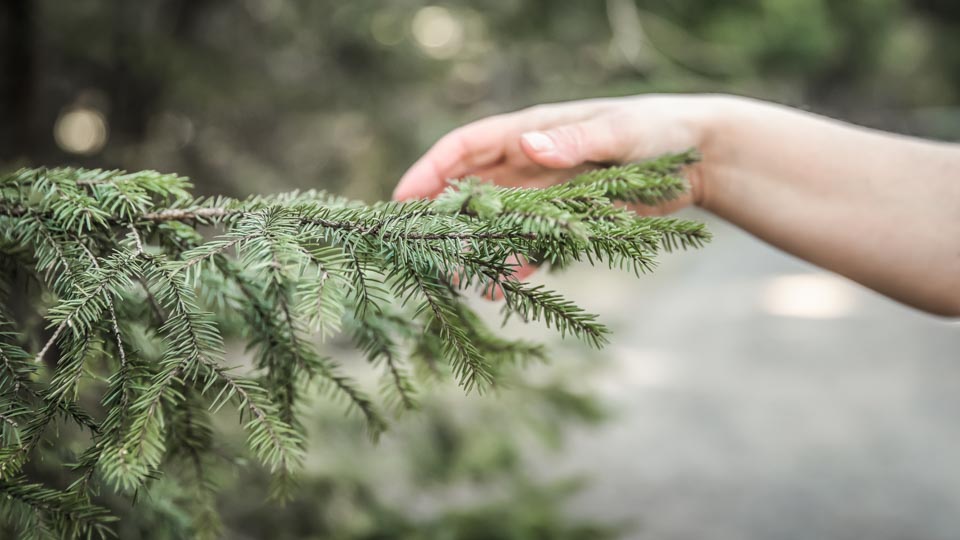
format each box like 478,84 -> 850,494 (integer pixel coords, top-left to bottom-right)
392,94 -> 726,290
393,94 -> 727,207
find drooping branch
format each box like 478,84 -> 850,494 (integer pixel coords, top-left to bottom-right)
0,151 -> 708,538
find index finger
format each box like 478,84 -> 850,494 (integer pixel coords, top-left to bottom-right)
392,115 -> 513,201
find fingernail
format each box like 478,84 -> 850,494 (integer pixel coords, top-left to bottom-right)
522,131 -> 555,153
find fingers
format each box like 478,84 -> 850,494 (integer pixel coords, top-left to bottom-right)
393,117 -> 511,201
519,118 -> 625,169
393,100 -> 618,201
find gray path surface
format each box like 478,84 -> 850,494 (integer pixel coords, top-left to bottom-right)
537,216 -> 960,540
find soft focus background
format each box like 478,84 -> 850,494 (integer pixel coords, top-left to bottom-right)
2,1 -> 959,538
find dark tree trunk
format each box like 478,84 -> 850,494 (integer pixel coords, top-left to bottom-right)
0,0 -> 36,161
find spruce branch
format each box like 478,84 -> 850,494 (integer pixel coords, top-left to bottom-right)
0,477 -> 116,540
0,151 -> 709,536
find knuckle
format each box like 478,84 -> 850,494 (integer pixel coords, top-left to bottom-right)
443,128 -> 472,157
555,123 -> 585,144
552,123 -> 591,155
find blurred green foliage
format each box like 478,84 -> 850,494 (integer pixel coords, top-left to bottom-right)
2,0 -> 958,199
72,363 -> 617,539
209,377 -> 614,540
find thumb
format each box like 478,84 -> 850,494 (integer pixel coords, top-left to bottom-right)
519,119 -> 626,169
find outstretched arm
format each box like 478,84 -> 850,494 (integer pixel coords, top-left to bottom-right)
393,95 -> 960,316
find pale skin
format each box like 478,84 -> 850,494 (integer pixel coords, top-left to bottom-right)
392,94 -> 960,317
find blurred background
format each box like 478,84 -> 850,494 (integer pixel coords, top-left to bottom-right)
2,0 -> 960,538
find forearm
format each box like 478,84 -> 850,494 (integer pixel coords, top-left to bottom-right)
698,96 -> 960,316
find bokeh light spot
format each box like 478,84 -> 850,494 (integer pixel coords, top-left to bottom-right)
54,107 -> 108,155
412,6 -> 464,59
760,273 -> 857,319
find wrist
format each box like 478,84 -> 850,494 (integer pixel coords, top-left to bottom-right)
686,94 -> 745,210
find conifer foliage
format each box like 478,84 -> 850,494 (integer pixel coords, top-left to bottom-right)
0,151 -> 708,538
